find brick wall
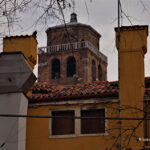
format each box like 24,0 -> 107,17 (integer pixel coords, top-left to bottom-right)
38,49 -> 107,84
46,25 -> 100,50
38,22 -> 107,84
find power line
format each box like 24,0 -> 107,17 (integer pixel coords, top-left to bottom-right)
0,114 -> 150,120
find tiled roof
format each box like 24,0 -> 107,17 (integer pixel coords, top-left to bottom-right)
29,81 -> 118,103
29,77 -> 150,104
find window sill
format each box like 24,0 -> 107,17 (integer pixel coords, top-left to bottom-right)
79,132 -> 108,137
49,134 -> 77,139
49,132 -> 108,139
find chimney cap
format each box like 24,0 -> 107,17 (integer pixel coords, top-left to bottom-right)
115,25 -> 148,36
70,13 -> 77,23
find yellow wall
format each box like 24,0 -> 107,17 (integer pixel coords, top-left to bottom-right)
26,102 -> 120,150
115,26 -> 148,149
3,36 -> 37,70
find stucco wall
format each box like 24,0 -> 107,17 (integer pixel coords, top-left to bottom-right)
0,93 -> 28,150
3,36 -> 37,70
26,100 -> 119,150
115,26 -> 148,149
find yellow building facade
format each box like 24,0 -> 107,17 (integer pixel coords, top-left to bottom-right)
26,99 -> 120,150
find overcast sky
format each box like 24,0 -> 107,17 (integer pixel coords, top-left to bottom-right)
73,0 -> 150,81
1,0 -> 150,81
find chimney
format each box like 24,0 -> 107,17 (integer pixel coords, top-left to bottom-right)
0,34 -> 37,150
115,25 -> 148,148
3,34 -> 38,70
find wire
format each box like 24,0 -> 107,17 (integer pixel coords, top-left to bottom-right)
0,114 -> 149,120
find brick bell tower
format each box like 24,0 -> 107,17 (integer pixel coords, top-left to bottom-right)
38,13 -> 108,84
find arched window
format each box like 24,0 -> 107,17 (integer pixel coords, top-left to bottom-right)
98,64 -> 102,80
67,56 -> 76,77
92,60 -> 96,81
52,58 -> 60,79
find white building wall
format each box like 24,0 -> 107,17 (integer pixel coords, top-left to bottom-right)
0,93 -> 28,150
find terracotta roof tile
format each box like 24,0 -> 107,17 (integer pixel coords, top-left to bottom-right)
29,77 -> 150,104
29,80 -> 118,103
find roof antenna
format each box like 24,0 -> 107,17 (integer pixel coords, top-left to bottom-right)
72,0 -> 75,13
70,0 -> 77,22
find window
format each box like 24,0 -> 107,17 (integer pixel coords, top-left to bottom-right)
51,110 -> 75,135
81,39 -> 85,48
50,108 -> 106,138
51,58 -> 60,79
98,64 -> 102,80
81,109 -> 105,134
92,60 -> 96,81
67,56 -> 76,77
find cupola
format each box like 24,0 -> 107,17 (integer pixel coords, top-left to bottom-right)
70,13 -> 77,23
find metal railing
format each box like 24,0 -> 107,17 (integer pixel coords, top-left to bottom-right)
38,41 -> 107,63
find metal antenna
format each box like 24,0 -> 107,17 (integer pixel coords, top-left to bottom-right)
72,0 -> 75,13
118,0 -> 122,150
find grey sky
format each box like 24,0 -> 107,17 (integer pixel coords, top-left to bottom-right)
1,0 -> 150,81
74,0 -> 150,81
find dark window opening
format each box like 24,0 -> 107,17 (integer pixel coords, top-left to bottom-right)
52,110 -> 75,135
81,39 -> 85,48
52,59 -> 60,79
92,60 -> 96,81
81,109 -> 105,134
98,64 -> 102,80
67,57 -> 76,77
